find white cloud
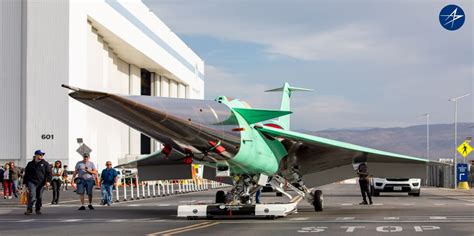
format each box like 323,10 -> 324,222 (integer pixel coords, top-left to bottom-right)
262,24 -> 426,64
291,95 -> 372,130
264,25 -> 372,61
146,1 -> 439,64
144,0 -> 473,129
204,65 -> 279,108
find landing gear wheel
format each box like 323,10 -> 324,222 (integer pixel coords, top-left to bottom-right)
240,195 -> 251,204
215,190 -> 226,204
276,192 -> 283,197
313,190 -> 323,212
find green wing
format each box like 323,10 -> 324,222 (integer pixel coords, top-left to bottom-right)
257,126 -> 428,187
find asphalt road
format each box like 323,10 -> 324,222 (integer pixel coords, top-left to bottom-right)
0,184 -> 473,236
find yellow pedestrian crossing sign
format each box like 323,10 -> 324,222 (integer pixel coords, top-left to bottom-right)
457,141 -> 473,158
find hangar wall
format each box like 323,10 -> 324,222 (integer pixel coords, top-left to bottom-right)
0,0 -> 205,169
25,0 -> 70,164
0,0 -> 22,161
66,0 -> 205,169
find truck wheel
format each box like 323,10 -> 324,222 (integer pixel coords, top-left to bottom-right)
313,190 -> 323,212
276,192 -> 283,197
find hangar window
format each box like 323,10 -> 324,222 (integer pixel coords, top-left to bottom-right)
141,69 -> 152,154
141,69 -> 152,96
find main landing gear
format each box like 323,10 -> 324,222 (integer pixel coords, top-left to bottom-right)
312,190 -> 323,212
178,175 -> 298,219
270,175 -> 324,212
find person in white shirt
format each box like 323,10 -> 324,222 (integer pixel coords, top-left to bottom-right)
72,153 -> 98,210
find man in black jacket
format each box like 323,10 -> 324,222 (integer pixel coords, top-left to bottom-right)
23,150 -> 52,215
357,163 -> 373,205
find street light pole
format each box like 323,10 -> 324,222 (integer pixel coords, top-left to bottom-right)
421,113 -> 430,186
449,93 -> 471,189
423,113 -> 430,161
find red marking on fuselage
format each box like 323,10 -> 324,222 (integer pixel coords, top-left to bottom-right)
161,144 -> 172,156
264,123 -> 283,129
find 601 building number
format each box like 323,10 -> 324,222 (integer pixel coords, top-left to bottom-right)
41,134 -> 54,140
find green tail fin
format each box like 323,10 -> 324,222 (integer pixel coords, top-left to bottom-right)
233,108 -> 292,125
265,82 -> 312,130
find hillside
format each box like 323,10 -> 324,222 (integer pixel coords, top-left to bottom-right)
299,123 -> 474,161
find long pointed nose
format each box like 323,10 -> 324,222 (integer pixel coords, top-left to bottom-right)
67,87 -> 241,156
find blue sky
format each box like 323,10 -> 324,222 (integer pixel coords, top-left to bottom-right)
144,0 -> 473,131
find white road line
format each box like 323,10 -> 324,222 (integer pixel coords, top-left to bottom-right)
158,204 -> 171,206
336,217 -> 355,220
434,203 -> 445,206
219,219 -> 474,224
384,217 -> 399,220
145,219 -> 166,222
289,217 -> 309,221
2,217 -> 474,224
47,204 -> 86,207
0,210 -> 14,214
372,203 -> 384,206
179,200 -> 196,203
18,219 -> 35,223
341,203 -> 353,206
62,219 -> 82,222
427,191 -> 474,203
107,219 -> 127,222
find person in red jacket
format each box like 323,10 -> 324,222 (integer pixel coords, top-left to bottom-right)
2,163 -> 13,199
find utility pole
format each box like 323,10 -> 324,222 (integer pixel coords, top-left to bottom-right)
421,113 -> 430,186
449,93 -> 470,189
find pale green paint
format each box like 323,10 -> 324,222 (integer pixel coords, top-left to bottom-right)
233,108 -> 292,125
264,82 -> 313,130
216,96 -> 287,175
259,126 -> 429,163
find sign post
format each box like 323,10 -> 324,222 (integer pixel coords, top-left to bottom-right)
457,141 -> 472,161
76,143 -> 92,157
457,163 -> 469,189
456,141 -> 471,190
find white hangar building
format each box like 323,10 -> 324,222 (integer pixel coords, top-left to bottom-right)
0,0 -> 205,169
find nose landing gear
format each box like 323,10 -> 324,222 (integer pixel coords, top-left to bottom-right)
215,190 -> 226,204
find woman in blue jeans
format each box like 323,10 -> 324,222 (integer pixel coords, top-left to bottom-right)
51,161 -> 63,204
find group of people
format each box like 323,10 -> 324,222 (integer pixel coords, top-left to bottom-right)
72,153 -> 118,210
0,161 -> 22,199
2,150 -> 119,215
7,150 -> 373,214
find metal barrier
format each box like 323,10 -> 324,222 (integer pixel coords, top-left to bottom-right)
111,175 -> 229,203
426,162 -> 454,188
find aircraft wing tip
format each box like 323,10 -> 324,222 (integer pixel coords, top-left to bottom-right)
61,84 -> 80,92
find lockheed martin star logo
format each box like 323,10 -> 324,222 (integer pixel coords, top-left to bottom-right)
439,5 -> 465,31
